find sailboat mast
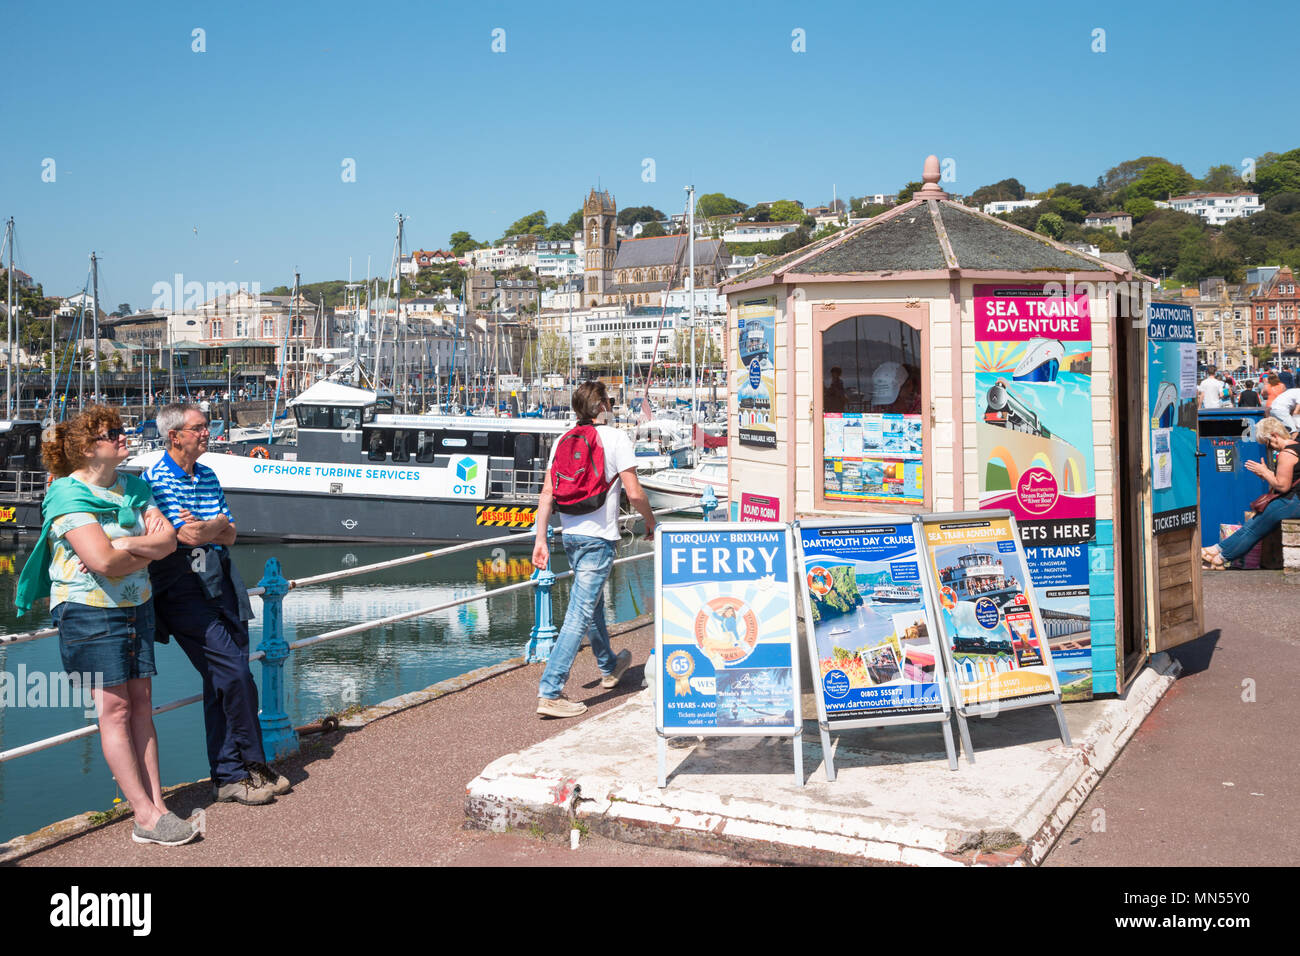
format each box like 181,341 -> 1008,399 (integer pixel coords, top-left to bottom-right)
5,217 -> 14,418
687,185 -> 696,425
91,251 -> 101,403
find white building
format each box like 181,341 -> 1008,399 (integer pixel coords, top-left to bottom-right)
466,245 -> 529,271
1164,192 -> 1263,226
721,221 -> 800,243
982,199 -> 1041,216
536,252 -> 583,279
538,305 -> 724,369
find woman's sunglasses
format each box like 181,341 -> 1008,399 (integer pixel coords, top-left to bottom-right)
93,428 -> 126,443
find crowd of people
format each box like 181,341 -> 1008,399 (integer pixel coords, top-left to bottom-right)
14,402 -> 289,847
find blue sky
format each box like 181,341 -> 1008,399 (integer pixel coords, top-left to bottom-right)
4,0 -> 1296,308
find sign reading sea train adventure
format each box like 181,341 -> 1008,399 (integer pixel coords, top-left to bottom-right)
654,523 -> 803,786
795,519 -> 957,777
735,296 -> 776,448
917,511 -> 1072,755
974,284 -> 1096,538
1146,302 -> 1199,534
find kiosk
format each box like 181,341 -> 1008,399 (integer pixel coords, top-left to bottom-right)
719,156 -> 1203,698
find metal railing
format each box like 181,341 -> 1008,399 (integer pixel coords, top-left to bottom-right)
0,500 -> 705,764
0,470 -> 47,501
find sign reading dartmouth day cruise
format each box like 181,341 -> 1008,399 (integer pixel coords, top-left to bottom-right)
974,284 -> 1096,547
1146,302 -> 1199,534
735,296 -> 776,448
796,521 -> 948,722
655,524 -> 800,735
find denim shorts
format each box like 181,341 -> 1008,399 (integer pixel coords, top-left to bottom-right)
52,600 -> 157,688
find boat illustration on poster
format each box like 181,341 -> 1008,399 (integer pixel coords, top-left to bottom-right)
871,584 -> 922,603
1153,381 -> 1178,429
1011,337 -> 1064,382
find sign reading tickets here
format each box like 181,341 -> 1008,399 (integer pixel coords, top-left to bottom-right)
919,513 -> 1062,709
796,521 -> 948,722
655,523 -> 800,735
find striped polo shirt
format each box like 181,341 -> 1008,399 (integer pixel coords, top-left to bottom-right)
144,451 -> 234,533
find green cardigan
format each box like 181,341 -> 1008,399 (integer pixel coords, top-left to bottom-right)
14,473 -> 154,618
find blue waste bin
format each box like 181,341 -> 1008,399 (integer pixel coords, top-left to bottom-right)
1198,407 -> 1269,547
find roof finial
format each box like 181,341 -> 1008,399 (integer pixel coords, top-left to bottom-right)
917,154 -> 948,200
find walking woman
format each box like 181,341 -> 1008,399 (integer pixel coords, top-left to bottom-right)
1202,417 -> 1300,569
15,406 -> 199,845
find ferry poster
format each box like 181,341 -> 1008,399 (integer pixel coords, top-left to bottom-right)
795,520 -> 948,722
974,284 -> 1096,538
735,296 -> 776,448
1146,302 -> 1199,534
918,514 -> 1061,708
822,413 -> 923,504
655,524 -> 800,735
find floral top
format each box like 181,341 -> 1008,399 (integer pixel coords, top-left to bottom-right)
48,476 -> 158,610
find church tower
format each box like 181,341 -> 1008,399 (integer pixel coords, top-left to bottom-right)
583,188 -> 616,306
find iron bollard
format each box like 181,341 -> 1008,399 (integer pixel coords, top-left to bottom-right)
525,566 -> 559,663
255,557 -> 299,760
701,485 -> 718,522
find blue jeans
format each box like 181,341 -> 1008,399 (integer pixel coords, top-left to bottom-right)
538,534 -> 618,699
1219,493 -> 1300,561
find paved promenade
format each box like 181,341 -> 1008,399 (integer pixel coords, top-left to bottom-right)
4,573 -> 1295,867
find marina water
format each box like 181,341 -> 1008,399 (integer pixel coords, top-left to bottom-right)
0,533 -> 655,844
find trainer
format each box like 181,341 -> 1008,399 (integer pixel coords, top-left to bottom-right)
145,403 -> 290,805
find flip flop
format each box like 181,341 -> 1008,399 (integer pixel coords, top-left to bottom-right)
1201,547 -> 1227,570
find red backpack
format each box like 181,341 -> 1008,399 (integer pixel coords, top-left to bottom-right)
551,421 -> 614,515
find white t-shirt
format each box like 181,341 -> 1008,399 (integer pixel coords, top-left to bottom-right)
547,424 -> 637,541
1198,376 -> 1223,409
1272,388 -> 1300,417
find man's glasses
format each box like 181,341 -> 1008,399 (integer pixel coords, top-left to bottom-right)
94,428 -> 125,443
174,425 -> 210,434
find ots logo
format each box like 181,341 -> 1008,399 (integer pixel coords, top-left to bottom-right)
456,458 -> 478,482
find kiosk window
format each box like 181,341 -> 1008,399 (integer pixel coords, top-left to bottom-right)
820,315 -> 924,506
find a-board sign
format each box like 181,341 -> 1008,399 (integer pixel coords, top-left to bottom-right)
795,520 -> 949,723
654,522 -> 801,736
918,512 -> 1063,710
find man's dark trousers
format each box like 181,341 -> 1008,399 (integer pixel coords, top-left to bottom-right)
155,558 -> 266,786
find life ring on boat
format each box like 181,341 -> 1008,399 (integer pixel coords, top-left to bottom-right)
249,446 -> 270,460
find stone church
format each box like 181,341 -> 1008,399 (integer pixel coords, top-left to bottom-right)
582,188 -> 730,308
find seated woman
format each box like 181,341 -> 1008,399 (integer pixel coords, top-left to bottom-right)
1202,417 -> 1300,569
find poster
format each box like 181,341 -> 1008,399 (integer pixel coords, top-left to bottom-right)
823,412 -> 923,504
1024,542 -> 1093,701
975,285 -> 1095,536
1147,302 -> 1199,533
919,514 -> 1061,708
656,524 -> 800,734
735,296 -> 776,448
796,521 -> 947,721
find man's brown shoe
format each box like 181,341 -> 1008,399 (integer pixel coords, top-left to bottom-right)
600,649 -> 633,689
537,695 -> 588,718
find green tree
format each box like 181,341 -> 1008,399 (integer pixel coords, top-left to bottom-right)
639,221 -> 667,238
618,206 -> 666,226
1099,156 -> 1171,195
450,231 -> 483,255
1034,213 -> 1065,239
1124,197 -> 1156,220
968,178 -> 1026,208
1129,161 -> 1196,201
1129,210 -> 1206,278
1254,149 -> 1300,202
697,193 -> 745,218
897,181 -> 924,203
768,199 -> 804,222
1200,164 -> 1241,193
502,210 -> 548,238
